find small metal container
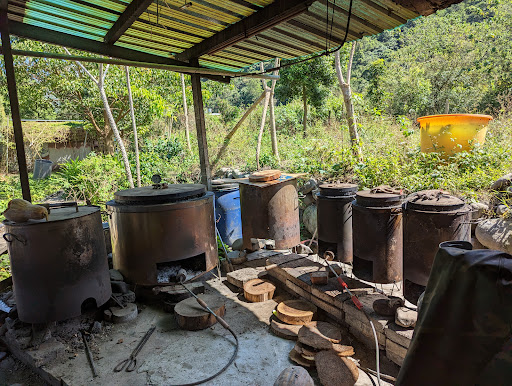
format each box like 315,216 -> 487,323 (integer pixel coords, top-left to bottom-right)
403,189 -> 471,303
316,183 -> 358,263
3,204 -> 110,323
107,184 -> 217,285
352,190 -> 404,283
239,175 -> 300,250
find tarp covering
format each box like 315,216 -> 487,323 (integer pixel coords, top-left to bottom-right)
397,241 -> 512,386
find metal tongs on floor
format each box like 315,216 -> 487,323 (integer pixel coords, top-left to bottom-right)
114,326 -> 156,372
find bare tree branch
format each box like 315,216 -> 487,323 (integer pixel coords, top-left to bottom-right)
63,47 -> 98,84
347,41 -> 357,85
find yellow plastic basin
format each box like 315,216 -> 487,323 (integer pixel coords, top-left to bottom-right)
417,114 -> 493,155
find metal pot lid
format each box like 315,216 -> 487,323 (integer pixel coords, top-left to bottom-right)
211,179 -> 239,191
3,205 -> 99,226
319,183 -> 358,197
355,190 -> 404,207
405,189 -> 466,212
114,184 -> 206,204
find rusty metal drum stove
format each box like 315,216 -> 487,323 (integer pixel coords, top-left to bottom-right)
352,190 -> 404,283
106,184 -> 217,286
316,183 -> 358,263
239,173 -> 300,250
403,189 -> 471,303
3,204 -> 111,323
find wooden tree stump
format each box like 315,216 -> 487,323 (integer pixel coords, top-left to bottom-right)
174,294 -> 225,331
244,278 -> 276,302
275,300 -> 317,325
249,169 -> 281,182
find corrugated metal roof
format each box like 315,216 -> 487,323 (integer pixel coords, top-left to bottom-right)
5,0 -> 460,72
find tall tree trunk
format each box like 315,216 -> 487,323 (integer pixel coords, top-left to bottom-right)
256,62 -> 271,169
303,83 -> 307,138
97,65 -> 134,188
269,57 -> 280,164
335,44 -> 362,160
181,73 -> 192,152
125,66 -> 141,187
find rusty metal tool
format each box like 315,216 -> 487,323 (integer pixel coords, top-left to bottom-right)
114,326 -> 156,372
323,257 -> 363,310
80,330 -> 98,377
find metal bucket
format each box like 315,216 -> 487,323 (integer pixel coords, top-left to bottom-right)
352,190 -> 404,283
106,184 -> 217,285
33,159 -> 53,179
3,205 -> 111,323
239,176 -> 300,250
403,189 -> 471,303
212,180 -> 242,246
316,183 -> 358,263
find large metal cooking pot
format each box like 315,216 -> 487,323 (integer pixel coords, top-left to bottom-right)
106,184 -> 217,285
3,204 -> 111,323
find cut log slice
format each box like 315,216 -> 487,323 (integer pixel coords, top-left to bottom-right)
244,278 -> 276,302
270,318 -> 320,340
294,342 -> 316,362
297,322 -> 342,350
289,347 -> 315,368
275,300 -> 317,325
249,169 -> 282,182
332,344 -> 355,357
315,350 -> 359,386
174,294 -> 225,331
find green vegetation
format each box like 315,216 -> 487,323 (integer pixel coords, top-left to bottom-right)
0,0 -> 511,215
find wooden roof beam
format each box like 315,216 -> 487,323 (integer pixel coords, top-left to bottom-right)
104,0 -> 154,44
175,0 -> 314,61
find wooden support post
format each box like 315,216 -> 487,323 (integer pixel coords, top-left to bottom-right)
190,59 -> 212,190
0,9 -> 31,201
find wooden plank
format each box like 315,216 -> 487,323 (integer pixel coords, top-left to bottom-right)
0,9 -> 31,201
175,0 -> 313,60
190,58 -> 212,189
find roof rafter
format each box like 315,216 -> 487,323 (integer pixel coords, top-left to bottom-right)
104,0 -> 154,44
175,0 -> 315,61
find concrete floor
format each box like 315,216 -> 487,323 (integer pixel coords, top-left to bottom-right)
2,276 -> 393,385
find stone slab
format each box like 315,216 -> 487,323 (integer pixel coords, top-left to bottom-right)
385,322 -> 414,349
226,267 -> 266,288
386,339 -> 408,366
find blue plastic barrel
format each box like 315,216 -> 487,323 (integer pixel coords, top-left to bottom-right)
212,180 -> 242,246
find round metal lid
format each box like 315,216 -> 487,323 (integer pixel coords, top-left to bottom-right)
248,169 -> 281,182
355,190 -> 404,207
211,179 -> 239,191
319,183 -> 358,197
114,184 -> 206,204
405,189 -> 466,212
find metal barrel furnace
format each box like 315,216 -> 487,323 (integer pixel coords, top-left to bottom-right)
352,190 -> 404,284
403,189 -> 471,303
316,183 -> 358,263
3,204 -> 111,323
106,184 -> 217,286
212,179 -> 242,247
239,171 -> 300,250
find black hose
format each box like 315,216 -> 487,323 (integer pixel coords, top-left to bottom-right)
169,282 -> 239,386
170,326 -> 239,386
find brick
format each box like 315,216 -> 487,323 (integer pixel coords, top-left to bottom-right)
386,339 -> 408,366
343,293 -> 393,334
309,295 -> 344,322
226,267 -> 266,288
385,322 -> 414,349
346,317 -> 386,348
285,279 -> 311,301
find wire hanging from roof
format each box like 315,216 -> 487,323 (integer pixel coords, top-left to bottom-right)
236,0 -> 354,77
